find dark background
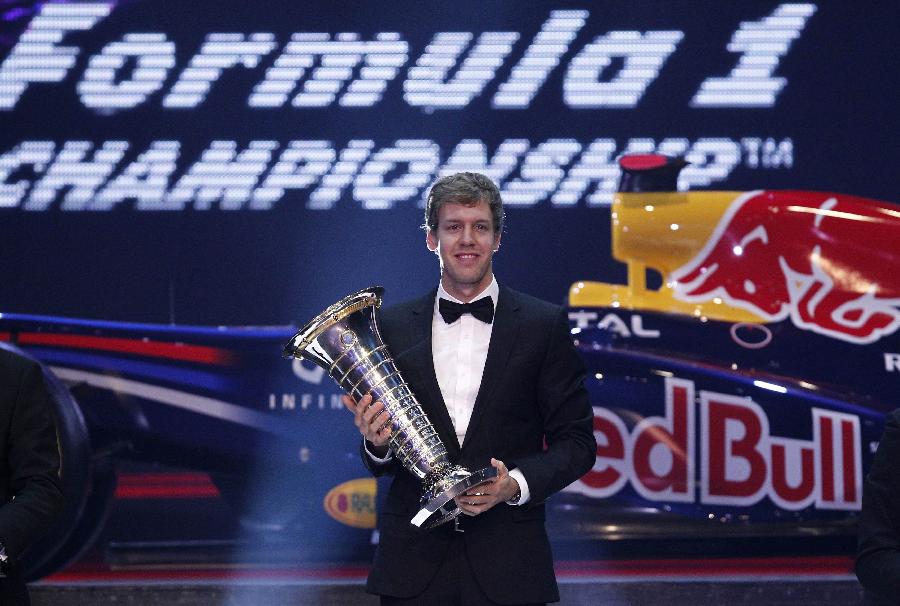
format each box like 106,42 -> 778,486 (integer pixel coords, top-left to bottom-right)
1,0 -> 897,327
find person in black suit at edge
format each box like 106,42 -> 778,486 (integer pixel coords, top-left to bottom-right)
341,172 -> 597,605
856,408 -> 900,605
0,346 -> 63,605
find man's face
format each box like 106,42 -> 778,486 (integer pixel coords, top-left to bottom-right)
426,199 -> 501,302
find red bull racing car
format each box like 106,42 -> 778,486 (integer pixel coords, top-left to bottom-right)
563,154 -> 897,542
1,154 -> 897,579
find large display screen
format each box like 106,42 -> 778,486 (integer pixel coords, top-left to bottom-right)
2,0 -> 897,325
3,1 -> 899,577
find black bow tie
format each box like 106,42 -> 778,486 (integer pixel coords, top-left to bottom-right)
438,296 -> 494,324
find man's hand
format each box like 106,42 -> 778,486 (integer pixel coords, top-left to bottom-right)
341,393 -> 392,456
454,458 -> 520,517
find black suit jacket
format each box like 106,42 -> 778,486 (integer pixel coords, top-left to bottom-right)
0,347 -> 63,585
362,286 -> 596,604
856,408 -> 900,604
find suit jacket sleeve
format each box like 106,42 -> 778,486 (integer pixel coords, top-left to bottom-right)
856,409 -> 900,598
360,438 -> 400,477
509,307 -> 596,506
0,358 -> 64,560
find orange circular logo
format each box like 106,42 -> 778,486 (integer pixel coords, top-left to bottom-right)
323,478 -> 377,528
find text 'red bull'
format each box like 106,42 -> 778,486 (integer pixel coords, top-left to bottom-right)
569,377 -> 862,511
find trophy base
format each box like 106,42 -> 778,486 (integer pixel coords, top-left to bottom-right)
410,466 -> 498,529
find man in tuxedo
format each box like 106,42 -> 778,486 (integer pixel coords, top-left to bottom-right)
0,346 -> 63,605
342,172 -> 596,605
856,408 -> 900,604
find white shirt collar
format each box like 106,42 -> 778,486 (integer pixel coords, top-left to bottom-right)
436,275 -> 499,306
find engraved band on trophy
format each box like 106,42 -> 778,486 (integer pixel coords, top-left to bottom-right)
283,286 -> 497,529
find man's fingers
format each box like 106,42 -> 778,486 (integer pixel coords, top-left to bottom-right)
343,393 -> 392,445
345,393 -> 370,427
356,393 -> 373,413
359,399 -> 392,445
455,460 -> 518,516
360,400 -> 377,424
375,421 -> 393,439
363,401 -> 389,428
490,458 -> 509,481
464,481 -> 493,497
340,395 -> 357,414
456,476 -> 506,518
455,496 -> 484,516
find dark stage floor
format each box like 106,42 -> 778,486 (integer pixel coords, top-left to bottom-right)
33,561 -> 863,606
28,468 -> 867,605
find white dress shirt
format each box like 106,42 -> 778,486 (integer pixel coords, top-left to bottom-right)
366,276 -> 530,505
432,278 -> 498,449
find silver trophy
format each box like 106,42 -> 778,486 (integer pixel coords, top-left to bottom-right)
283,286 -> 496,528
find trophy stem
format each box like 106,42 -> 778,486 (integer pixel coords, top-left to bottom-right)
411,466 -> 498,528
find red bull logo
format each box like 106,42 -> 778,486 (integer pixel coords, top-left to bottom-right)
671,191 -> 900,344
568,377 -> 861,511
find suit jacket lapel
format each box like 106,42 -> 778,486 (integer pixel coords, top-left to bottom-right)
404,290 -> 460,458
461,286 -> 520,451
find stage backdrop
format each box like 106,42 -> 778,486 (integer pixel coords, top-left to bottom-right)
3,1 -> 900,576
2,0 -> 897,326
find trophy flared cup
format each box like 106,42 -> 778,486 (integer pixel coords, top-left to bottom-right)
283,286 -> 496,528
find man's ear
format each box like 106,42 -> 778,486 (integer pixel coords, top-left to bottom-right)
492,232 -> 501,252
426,229 -> 438,252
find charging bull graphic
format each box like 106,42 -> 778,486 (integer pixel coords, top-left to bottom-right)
671,190 -> 900,344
